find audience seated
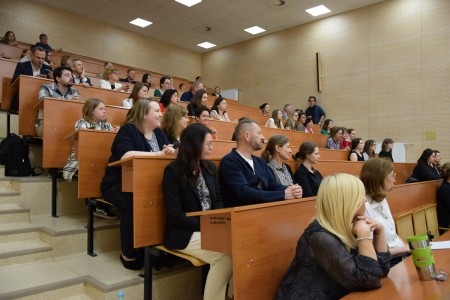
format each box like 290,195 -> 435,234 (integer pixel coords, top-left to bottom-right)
259,103 -> 270,117
219,120 -> 302,207
284,111 -> 300,131
211,86 -> 222,97
35,33 -> 61,52
261,135 -> 294,185
160,105 -> 188,150
162,123 -> 233,300
154,75 -> 172,97
0,30 -> 18,46
321,119 -> 332,135
362,139 -> 377,161
410,148 -> 441,182
341,127 -> 351,150
187,90 -> 208,117
37,66 -> 81,136
305,96 -> 326,126
265,109 -> 284,129
60,55 -> 73,68
101,99 -> 176,270
297,113 -> 307,132
194,106 -> 217,139
99,67 -> 129,92
142,73 -> 151,87
122,82 -> 148,109
119,69 -> 137,84
181,81 -> 204,102
282,104 -> 293,120
434,150 -> 442,175
347,128 -> 357,142
349,138 -> 365,161
360,158 -> 410,267
324,127 -> 342,150
11,46 -> 53,111
62,98 -> 119,218
304,117 -> 314,133
276,173 -> 390,299
19,48 -> 31,62
71,58 -> 92,87
210,97 -> 231,122
293,142 -> 323,197
43,51 -> 54,68
378,138 -> 394,162
437,163 -> 450,230
159,89 -> 179,113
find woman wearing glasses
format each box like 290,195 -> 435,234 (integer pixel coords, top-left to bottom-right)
284,111 -> 300,131
162,123 -> 233,300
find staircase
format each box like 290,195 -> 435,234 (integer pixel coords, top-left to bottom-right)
0,111 -> 203,300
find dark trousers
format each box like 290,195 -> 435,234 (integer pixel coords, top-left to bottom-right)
101,183 -> 137,258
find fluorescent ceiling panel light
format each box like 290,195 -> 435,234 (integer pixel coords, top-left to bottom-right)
175,0 -> 202,7
197,42 -> 216,49
305,5 -> 331,17
244,26 -> 266,35
129,18 -> 152,28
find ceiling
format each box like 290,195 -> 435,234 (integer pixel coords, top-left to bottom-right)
32,0 -> 385,53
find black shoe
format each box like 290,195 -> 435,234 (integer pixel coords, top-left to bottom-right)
120,254 -> 142,270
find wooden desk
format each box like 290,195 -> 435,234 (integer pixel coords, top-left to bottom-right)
0,44 -> 23,60
344,231 -> 450,299
42,97 -> 127,168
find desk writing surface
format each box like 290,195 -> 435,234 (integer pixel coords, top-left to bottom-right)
343,231 -> 450,299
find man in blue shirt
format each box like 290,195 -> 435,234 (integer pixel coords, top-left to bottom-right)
305,96 -> 326,126
219,120 -> 302,207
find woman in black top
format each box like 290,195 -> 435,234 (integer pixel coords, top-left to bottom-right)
293,142 -> 323,197
187,90 -> 208,116
378,138 -> 394,162
410,148 -> 441,182
349,138 -> 365,161
162,123 -> 232,300
101,99 -> 176,270
437,163 -> 450,230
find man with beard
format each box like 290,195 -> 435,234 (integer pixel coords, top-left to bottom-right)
219,120 -> 302,207
36,66 -> 81,136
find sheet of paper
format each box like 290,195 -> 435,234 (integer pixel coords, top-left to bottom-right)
430,241 -> 450,250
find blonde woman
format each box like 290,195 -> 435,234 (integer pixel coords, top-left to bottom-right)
99,67 -> 129,92
277,173 -> 390,299
161,105 -> 189,150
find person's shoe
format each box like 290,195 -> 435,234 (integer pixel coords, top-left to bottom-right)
120,254 -> 142,270
93,208 -> 118,220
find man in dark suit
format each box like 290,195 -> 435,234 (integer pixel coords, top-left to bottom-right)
219,120 -> 302,207
71,59 -> 92,87
119,69 -> 136,84
10,46 -> 53,112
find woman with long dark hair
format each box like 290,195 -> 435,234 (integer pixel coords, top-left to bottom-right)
363,139 -> 377,161
410,148 -> 441,182
210,97 -> 231,122
163,123 -> 233,300
378,138 -> 394,162
159,89 -> 179,112
349,138 -> 365,161
187,89 -> 208,116
293,142 -> 323,197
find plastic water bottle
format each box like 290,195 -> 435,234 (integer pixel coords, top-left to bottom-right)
118,290 -> 125,300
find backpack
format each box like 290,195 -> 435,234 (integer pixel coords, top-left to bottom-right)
0,133 -> 34,176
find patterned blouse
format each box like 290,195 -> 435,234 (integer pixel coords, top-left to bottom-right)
146,132 -> 161,152
196,172 -> 212,211
268,159 -> 293,186
63,119 -> 114,181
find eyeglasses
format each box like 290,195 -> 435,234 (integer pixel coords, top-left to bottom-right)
390,172 -> 397,179
204,141 -> 213,148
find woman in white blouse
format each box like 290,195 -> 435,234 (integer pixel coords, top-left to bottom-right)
360,157 -> 410,267
210,97 -> 230,122
99,67 -> 129,92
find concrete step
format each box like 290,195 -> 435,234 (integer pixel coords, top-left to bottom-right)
0,204 -> 29,223
0,240 -> 53,259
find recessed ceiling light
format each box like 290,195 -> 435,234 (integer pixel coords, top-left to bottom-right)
197,42 -> 216,49
244,26 -> 266,35
175,0 -> 202,7
305,5 -> 331,17
129,18 -> 152,28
